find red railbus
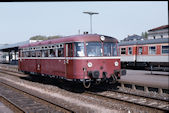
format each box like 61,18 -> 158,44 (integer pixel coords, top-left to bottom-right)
18,34 -> 126,88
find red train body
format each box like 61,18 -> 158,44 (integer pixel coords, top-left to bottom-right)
18,34 -> 126,88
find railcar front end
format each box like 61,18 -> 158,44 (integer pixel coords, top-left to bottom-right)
72,41 -> 126,88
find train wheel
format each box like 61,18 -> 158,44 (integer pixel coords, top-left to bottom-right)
83,80 -> 91,88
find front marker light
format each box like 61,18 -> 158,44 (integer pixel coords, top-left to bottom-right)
88,62 -> 93,68
114,61 -> 119,66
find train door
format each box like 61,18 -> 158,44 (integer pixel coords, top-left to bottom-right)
36,51 -> 41,74
65,43 -> 74,79
36,60 -> 41,74
18,49 -> 22,71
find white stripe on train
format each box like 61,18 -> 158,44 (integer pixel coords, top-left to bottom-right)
19,56 -> 120,60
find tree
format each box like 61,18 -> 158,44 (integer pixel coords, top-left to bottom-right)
144,32 -> 148,39
47,35 -> 63,40
29,35 -> 63,41
29,35 -> 47,40
141,32 -> 148,39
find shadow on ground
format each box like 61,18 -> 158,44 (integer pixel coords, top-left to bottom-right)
20,74 -> 119,94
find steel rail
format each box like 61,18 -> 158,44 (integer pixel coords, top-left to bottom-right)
85,91 -> 169,112
0,96 -> 25,113
0,80 -> 74,113
0,68 -> 168,102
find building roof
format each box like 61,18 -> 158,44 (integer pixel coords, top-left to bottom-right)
0,40 -> 30,50
148,25 -> 169,32
118,38 -> 169,46
123,34 -> 144,41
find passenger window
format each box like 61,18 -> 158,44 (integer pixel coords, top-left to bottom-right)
58,48 -> 64,57
43,50 -> 49,57
121,48 -> 126,55
31,51 -> 36,57
27,51 -> 31,57
22,52 -> 25,57
49,49 -> 56,57
74,42 -> 85,57
36,50 -> 41,57
149,46 -> 156,55
162,45 -> 169,54
138,47 -> 143,54
128,47 -> 132,55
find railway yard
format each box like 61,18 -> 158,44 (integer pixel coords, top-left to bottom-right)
0,2 -> 168,113
0,64 -> 168,113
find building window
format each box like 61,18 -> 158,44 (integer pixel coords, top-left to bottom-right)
121,48 -> 126,55
149,46 -> 156,54
128,47 -> 132,55
138,47 -> 143,54
162,45 -> 169,54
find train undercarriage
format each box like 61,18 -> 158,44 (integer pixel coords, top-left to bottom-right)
121,62 -> 169,72
21,69 -> 126,88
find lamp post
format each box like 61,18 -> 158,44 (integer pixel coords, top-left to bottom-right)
83,11 -> 99,34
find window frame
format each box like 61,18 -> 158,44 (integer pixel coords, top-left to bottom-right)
86,42 -> 102,57
148,46 -> 156,55
120,47 -> 126,55
138,47 -> 143,55
103,42 -> 118,56
161,45 -> 169,54
128,47 -> 132,55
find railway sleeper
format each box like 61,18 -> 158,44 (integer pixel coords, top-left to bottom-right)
0,82 -> 73,113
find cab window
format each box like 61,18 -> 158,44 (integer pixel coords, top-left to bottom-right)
86,42 -> 102,57
74,42 -> 85,57
104,42 -> 118,56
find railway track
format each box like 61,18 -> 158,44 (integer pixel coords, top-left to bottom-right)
0,67 -> 169,112
0,96 -> 25,113
84,91 -> 169,113
0,80 -> 74,113
0,67 -> 168,101
0,68 -> 27,78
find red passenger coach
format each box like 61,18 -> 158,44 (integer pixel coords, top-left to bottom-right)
18,34 -> 126,88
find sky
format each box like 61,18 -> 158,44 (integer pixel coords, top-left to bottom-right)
0,1 -> 168,44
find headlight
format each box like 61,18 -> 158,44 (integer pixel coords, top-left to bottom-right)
88,62 -> 93,68
100,36 -> 105,41
114,61 -> 119,66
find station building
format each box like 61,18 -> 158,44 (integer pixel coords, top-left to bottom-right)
0,40 -> 42,65
121,34 -> 145,42
147,25 -> 169,39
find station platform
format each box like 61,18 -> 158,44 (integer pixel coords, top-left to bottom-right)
0,64 -> 18,71
0,102 -> 13,113
119,69 -> 169,89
